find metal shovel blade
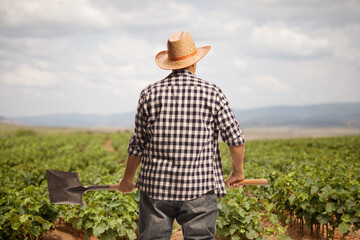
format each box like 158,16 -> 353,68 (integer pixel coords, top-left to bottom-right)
46,169 -> 85,205
46,169 -> 117,205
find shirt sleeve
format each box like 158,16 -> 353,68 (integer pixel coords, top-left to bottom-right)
127,91 -> 149,157
215,92 -> 245,146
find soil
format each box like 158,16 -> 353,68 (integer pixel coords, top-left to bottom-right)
43,209 -> 360,240
43,214 -> 360,240
43,219 -> 99,240
261,216 -> 360,240
43,219 -> 184,240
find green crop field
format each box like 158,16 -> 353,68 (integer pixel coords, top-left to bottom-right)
0,125 -> 359,240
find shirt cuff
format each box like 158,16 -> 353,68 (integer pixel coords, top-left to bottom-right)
127,144 -> 143,157
222,128 -> 245,146
226,137 -> 245,147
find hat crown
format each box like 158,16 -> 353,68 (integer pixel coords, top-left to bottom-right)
155,30 -> 210,70
167,31 -> 197,60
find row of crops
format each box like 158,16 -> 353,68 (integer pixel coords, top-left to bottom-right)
241,136 -> 360,240
0,127 -> 359,239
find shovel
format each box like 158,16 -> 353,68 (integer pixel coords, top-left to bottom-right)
46,169 -> 268,205
46,169 -> 119,205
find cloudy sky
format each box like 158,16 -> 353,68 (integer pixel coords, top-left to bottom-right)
1,0 -> 360,117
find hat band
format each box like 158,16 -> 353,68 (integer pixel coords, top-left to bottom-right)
168,50 -> 198,61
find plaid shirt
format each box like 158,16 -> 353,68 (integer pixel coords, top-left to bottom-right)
128,69 -> 245,201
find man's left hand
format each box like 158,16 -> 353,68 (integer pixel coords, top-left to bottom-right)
225,173 -> 245,189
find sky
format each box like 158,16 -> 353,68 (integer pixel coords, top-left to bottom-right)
1,0 -> 360,117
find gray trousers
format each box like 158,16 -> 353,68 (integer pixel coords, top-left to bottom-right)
138,191 -> 218,240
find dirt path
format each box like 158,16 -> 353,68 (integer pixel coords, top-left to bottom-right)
171,221 -> 183,240
43,219 -> 98,240
43,220 -> 183,240
104,139 -> 115,152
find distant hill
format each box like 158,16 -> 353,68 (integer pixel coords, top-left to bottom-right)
0,116 -> 17,125
10,112 -> 136,128
2,102 -> 360,128
234,102 -> 360,128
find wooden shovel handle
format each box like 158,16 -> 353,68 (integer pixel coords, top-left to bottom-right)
109,184 -> 120,190
232,179 -> 268,186
108,184 -> 138,191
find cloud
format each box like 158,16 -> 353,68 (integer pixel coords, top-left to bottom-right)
74,35 -> 161,89
112,1 -> 198,28
0,0 -> 359,116
250,26 -> 330,59
219,0 -> 360,28
253,75 -> 291,93
325,26 -> 360,64
1,65 -> 57,87
233,59 -> 248,69
238,86 -> 253,93
0,0 -> 111,37
2,0 -> 108,25
96,36 -> 157,64
0,0 -> 202,38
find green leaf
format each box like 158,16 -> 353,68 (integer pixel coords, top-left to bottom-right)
325,202 -> 336,213
345,199 -> 356,210
288,194 -> 296,204
338,222 -> 350,234
231,235 -> 241,240
246,229 -> 257,239
300,202 -> 309,209
299,192 -> 308,201
117,225 -> 126,237
310,186 -> 319,195
126,229 -> 137,240
103,230 -> 117,240
108,219 -> 117,229
108,203 -> 121,208
265,227 -> 276,234
264,203 -> 274,213
11,218 -> 21,231
85,221 -> 93,229
304,177 -> 314,186
322,184 -> 332,198
230,224 -> 238,235
269,213 -> 279,224
276,234 -> 291,240
356,208 -> 360,217
341,214 -> 351,223
93,223 -> 107,236
19,214 -> 28,223
316,215 -> 330,224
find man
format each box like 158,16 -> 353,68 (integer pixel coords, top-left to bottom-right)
119,31 -> 245,240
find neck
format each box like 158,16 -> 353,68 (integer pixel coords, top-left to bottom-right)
180,64 -> 196,74
186,64 -> 196,74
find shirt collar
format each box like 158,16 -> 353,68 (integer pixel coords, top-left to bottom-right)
169,69 -> 196,78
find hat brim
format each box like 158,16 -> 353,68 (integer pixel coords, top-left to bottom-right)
155,46 -> 211,70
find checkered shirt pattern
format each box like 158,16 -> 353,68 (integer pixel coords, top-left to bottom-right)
128,69 -> 245,201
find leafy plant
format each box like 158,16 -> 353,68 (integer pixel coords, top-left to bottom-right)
1,128 -> 359,239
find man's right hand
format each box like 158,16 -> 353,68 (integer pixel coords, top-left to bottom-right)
118,178 -> 137,193
225,173 -> 245,189
226,144 -> 245,189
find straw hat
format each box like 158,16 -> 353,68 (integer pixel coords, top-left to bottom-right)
155,31 -> 211,70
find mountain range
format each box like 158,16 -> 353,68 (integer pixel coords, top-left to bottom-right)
1,102 -> 359,129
